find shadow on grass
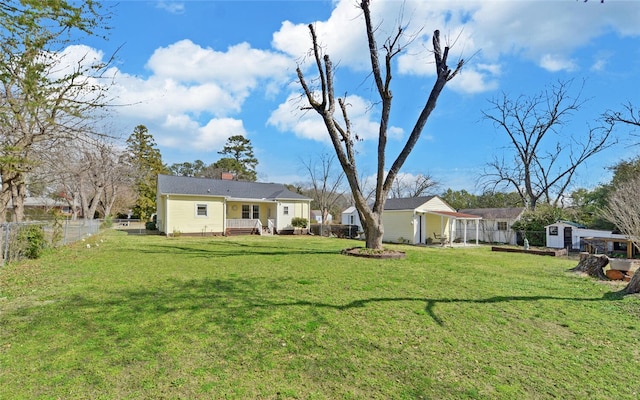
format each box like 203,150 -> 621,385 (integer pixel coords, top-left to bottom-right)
137,241 -> 340,258
31,277 -> 627,329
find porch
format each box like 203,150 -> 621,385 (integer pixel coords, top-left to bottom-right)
226,218 -> 275,236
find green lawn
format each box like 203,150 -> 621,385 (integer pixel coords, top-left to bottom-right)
1,231 -> 639,399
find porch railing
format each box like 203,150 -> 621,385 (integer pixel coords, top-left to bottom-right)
226,219 -> 263,234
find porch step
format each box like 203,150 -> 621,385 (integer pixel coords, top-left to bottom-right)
226,228 -> 260,236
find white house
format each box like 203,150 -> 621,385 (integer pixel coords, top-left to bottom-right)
382,196 -> 481,245
311,210 -> 333,224
341,206 -> 362,231
457,207 -> 525,245
545,220 -> 629,253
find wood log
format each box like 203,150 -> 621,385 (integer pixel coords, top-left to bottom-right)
570,254 -> 609,280
605,269 -> 625,280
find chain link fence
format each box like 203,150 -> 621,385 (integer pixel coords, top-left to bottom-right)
0,219 -> 102,266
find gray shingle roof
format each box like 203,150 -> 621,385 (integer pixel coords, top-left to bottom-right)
384,196 -> 436,210
157,174 -> 311,201
458,207 -> 525,220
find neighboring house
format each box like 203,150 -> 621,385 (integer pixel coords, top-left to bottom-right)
6,196 -> 75,220
545,220 -> 631,255
341,206 -> 362,232
382,196 -> 481,245
311,210 -> 333,224
457,207 -> 525,245
156,174 -> 312,237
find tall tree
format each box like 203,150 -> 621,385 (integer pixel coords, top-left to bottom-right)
440,189 -> 523,210
125,125 -> 166,220
0,0 -> 110,222
297,0 -> 463,249
215,135 -> 258,181
301,153 -> 345,225
168,160 -> 206,177
480,80 -> 615,210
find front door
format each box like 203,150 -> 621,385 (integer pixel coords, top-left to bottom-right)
563,227 -> 572,250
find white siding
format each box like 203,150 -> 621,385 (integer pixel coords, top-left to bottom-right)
276,201 -> 310,230
341,207 -> 363,231
382,210 -> 415,243
418,197 -> 455,212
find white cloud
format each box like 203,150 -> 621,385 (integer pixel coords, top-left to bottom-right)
272,0 -> 640,94
267,92 -> 403,143
156,1 -> 185,14
56,37 -> 297,155
539,54 -> 578,73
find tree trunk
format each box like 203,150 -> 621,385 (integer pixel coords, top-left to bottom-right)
0,175 -> 12,224
623,272 -> 640,294
364,220 -> 384,249
570,253 -> 609,280
10,177 -> 26,223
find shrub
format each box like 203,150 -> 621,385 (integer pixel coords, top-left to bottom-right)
101,215 -> 113,229
291,217 -> 308,228
17,224 -> 46,259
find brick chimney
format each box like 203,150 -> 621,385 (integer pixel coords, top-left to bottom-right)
221,172 -> 234,180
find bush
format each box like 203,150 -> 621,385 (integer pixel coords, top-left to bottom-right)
291,217 -> 308,229
145,221 -> 157,230
17,224 -> 46,259
101,215 -> 113,229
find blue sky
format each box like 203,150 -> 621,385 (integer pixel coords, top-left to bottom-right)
74,0 -> 640,193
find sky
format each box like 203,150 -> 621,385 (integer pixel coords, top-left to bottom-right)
72,0 -> 640,193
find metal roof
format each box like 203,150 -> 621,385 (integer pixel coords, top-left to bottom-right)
157,174 -> 311,201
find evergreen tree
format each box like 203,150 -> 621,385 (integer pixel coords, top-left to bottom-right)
215,135 -> 258,181
125,125 -> 166,220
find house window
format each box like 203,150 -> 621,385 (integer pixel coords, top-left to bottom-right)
242,205 -> 250,219
350,215 -> 354,224
252,205 -> 260,219
497,221 -> 508,231
283,206 -> 289,215
549,226 -> 558,236
196,204 -> 208,217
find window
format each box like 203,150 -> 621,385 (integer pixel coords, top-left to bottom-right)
196,204 -> 208,217
497,221 -> 508,231
241,204 -> 259,219
350,215 -> 354,224
283,206 -> 289,215
549,226 -> 558,236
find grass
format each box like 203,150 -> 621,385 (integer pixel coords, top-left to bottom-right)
1,230 -> 639,399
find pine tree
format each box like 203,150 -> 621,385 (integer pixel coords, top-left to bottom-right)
125,125 -> 166,220
215,135 -> 258,181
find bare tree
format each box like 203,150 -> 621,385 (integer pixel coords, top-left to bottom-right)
600,175 -> 640,294
480,80 -> 615,210
301,153 -> 345,225
389,173 -> 439,199
40,136 -> 132,220
297,0 -> 463,249
0,3 -> 113,222
605,102 -> 640,144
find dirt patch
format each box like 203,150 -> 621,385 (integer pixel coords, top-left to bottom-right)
341,247 -> 406,259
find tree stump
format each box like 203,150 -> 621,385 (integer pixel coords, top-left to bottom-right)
623,272 -> 640,294
570,254 -> 609,280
